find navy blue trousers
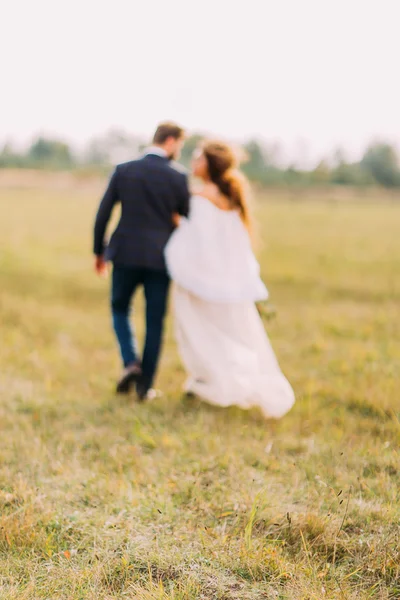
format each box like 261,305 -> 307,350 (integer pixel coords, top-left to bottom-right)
111,265 -> 170,390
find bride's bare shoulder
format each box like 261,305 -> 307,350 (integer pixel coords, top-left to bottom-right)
198,183 -> 232,211
193,183 -> 225,206
191,182 -> 205,196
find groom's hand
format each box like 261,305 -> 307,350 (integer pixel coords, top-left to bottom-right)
172,213 -> 181,227
94,255 -> 108,277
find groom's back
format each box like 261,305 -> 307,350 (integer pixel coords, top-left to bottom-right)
99,153 -> 189,271
118,155 -> 186,227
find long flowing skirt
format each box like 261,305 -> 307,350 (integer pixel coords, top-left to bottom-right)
173,286 -> 295,419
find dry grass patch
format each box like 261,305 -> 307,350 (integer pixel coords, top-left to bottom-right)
0,184 -> 399,598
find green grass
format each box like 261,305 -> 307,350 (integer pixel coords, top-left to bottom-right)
0,179 -> 399,599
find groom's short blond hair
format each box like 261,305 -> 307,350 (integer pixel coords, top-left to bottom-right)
153,122 -> 185,144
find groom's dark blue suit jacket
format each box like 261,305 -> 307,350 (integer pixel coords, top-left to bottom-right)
94,153 -> 190,271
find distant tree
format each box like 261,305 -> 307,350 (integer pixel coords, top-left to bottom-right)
3,129 -> 400,191
360,143 -> 400,188
28,137 -> 74,168
0,142 -> 24,168
330,147 -> 375,186
180,134 -> 204,168
242,140 -> 269,183
311,160 -> 331,185
331,162 -> 373,186
284,165 -> 308,186
269,141 -> 285,168
331,161 -> 356,185
242,140 -> 294,185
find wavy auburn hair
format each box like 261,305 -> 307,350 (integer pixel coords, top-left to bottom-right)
202,140 -> 252,231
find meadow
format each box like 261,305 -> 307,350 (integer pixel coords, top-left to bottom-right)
0,173 -> 399,599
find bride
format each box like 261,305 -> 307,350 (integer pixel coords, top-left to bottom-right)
165,140 -> 295,419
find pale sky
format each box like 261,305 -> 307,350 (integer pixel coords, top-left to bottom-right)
2,0 -> 399,163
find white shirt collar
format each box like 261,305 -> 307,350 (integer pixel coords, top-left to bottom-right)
145,146 -> 167,158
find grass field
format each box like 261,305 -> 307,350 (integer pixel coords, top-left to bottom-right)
0,176 -> 399,599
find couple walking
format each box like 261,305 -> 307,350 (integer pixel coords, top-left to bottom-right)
93,122 -> 294,419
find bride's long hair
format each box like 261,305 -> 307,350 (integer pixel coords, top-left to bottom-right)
202,140 -> 252,232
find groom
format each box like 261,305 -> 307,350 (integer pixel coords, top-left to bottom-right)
93,122 -> 189,399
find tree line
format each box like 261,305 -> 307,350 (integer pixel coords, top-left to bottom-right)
1,130 -> 400,188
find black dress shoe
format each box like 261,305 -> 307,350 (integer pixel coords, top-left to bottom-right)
116,364 -> 142,394
136,384 -> 147,402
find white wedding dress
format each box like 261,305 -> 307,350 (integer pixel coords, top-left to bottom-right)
165,195 -> 295,419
